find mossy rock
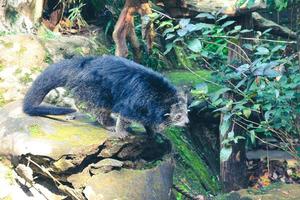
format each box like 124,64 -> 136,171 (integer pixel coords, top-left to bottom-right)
165,127 -> 220,196
216,183 -> 300,200
0,101 -> 175,200
0,101 -> 108,159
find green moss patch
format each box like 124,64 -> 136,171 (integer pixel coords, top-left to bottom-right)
216,183 -> 300,200
28,122 -> 108,147
0,89 -> 6,107
165,127 -> 220,196
166,70 -> 219,93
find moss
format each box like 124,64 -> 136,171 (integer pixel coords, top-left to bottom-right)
0,64 -> 4,72
166,70 -> 219,93
0,40 -> 13,48
44,51 -> 53,64
37,25 -> 59,41
19,73 -> 33,85
28,124 -> 46,137
165,127 -> 220,195
30,66 -> 43,73
18,46 -> 27,55
2,196 -> 13,200
215,183 -> 300,200
174,46 -> 194,69
28,122 -> 107,147
5,168 -> 14,185
14,68 -> 22,75
0,89 -> 6,107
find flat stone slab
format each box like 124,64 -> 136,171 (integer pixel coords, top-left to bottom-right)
0,101 -> 174,200
0,101 -> 109,159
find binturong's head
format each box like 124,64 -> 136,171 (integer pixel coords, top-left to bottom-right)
163,91 -> 189,128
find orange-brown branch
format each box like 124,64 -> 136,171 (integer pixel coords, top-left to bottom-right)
112,0 -> 155,60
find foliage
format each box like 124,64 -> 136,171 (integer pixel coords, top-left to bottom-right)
236,0 -> 289,11
158,11 -> 300,160
266,0 -> 289,11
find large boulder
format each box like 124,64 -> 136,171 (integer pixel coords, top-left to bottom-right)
0,101 -> 174,200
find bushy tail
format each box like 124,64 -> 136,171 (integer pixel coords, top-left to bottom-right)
23,65 -> 76,116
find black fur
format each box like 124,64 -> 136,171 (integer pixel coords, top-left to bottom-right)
23,55 -> 178,126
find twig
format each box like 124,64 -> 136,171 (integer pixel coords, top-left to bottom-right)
25,157 -> 84,200
183,64 -> 222,87
225,39 -> 252,64
233,119 -> 299,160
204,35 -> 296,44
151,8 -> 174,20
200,40 -> 251,64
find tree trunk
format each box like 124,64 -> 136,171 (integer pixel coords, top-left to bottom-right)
160,0 -> 266,17
296,6 -> 300,134
220,13 -> 253,192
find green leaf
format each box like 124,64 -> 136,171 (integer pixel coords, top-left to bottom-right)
165,34 -> 175,40
179,18 -> 190,28
240,29 -> 253,33
243,43 -> 253,51
262,28 -> 272,35
220,116 -> 231,137
228,130 -> 234,138
177,28 -> 188,37
220,146 -> 232,162
243,108 -> 251,118
271,45 -> 285,53
234,25 -> 242,31
221,20 -> 235,28
163,27 -> 174,36
188,100 -> 202,108
210,88 -> 231,102
187,39 -> 202,52
216,14 -> 228,22
247,0 -> 255,8
236,0 -> 247,7
164,43 -> 173,55
195,83 -> 208,94
250,130 -> 256,144
196,13 -> 215,19
194,23 -> 214,31
255,46 -> 270,55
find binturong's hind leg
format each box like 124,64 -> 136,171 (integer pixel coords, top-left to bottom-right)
115,115 -> 131,138
144,125 -> 158,137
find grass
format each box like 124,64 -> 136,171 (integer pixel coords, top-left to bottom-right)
165,70 -> 219,93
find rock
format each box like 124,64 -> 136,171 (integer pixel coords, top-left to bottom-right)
0,35 -> 46,105
0,101 -> 108,159
0,158 -> 66,200
83,158 -> 174,200
39,34 -> 109,62
220,183 -> 300,200
0,33 -> 109,108
0,101 -> 174,200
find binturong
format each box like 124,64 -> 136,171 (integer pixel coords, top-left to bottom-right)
23,55 -> 189,137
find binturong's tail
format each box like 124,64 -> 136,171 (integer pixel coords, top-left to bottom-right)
23,64 -> 76,116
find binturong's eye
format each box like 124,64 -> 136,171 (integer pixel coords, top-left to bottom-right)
175,114 -> 182,120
